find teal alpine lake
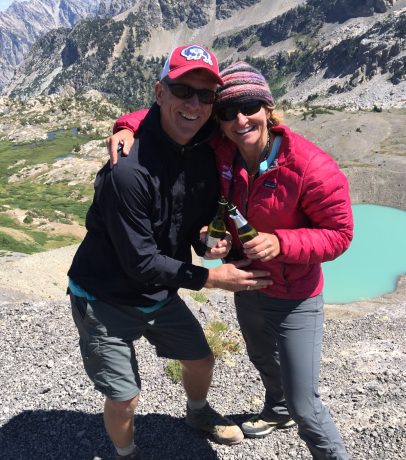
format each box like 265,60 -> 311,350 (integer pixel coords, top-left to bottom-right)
202,205 -> 406,304
322,204 -> 406,304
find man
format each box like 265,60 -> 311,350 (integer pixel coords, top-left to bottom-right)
68,44 -> 272,460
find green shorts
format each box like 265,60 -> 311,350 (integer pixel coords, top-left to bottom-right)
70,293 -> 211,401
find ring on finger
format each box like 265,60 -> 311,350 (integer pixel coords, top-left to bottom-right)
246,285 -> 251,291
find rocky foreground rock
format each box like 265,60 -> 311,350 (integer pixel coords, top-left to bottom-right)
0,250 -> 405,459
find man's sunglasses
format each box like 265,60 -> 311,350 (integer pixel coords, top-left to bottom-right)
216,101 -> 263,122
164,82 -> 216,105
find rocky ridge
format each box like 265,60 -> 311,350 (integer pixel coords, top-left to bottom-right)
4,0 -> 405,110
283,6 -> 406,108
217,0 -> 406,109
0,0 -> 137,93
5,0 -> 283,107
0,90 -> 123,143
0,0 -> 271,96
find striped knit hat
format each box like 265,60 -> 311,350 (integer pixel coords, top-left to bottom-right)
215,61 -> 275,110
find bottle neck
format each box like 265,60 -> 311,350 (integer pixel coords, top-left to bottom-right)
216,202 -> 227,219
229,208 -> 248,228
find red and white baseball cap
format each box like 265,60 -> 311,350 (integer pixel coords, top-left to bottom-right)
160,44 -> 223,85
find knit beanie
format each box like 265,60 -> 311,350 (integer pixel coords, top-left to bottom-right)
215,61 -> 275,110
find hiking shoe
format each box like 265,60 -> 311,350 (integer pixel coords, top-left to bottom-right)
116,445 -> 142,460
186,403 -> 244,445
241,414 -> 296,438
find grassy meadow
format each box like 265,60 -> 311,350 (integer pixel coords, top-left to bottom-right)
0,130 -> 97,254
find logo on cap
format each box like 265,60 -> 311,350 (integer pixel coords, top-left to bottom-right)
180,46 -> 213,67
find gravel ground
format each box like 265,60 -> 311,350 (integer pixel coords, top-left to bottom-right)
0,284 -> 405,460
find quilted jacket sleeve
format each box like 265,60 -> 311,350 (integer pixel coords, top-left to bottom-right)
113,109 -> 149,134
274,151 -> 353,265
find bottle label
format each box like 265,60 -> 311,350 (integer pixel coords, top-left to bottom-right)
206,235 -> 222,248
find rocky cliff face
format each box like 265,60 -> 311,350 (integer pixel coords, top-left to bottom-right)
0,0 -> 136,93
4,0 -> 405,109
5,0 -> 267,108
216,0 -> 405,109
214,0 -> 397,49
324,13 -> 405,86
0,0 -> 264,95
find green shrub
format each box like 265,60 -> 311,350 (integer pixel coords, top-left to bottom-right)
0,232 -> 37,254
205,321 -> 241,358
164,320 -> 242,384
165,360 -> 182,384
189,291 -> 208,303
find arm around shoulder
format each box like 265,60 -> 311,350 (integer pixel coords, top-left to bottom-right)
113,109 -> 149,134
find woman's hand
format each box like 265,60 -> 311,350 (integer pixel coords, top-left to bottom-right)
200,226 -> 232,260
243,232 -> 280,261
105,129 -> 134,166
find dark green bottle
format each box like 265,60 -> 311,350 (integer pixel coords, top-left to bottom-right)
206,196 -> 228,249
227,202 -> 258,243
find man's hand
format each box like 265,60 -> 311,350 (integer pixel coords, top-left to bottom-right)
243,232 -> 281,262
105,129 -> 134,166
204,259 -> 273,292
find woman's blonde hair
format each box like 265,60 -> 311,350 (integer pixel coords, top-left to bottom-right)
265,104 -> 284,126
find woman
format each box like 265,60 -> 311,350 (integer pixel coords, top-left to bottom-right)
109,61 -> 353,459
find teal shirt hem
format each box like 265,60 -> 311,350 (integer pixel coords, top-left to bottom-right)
68,278 -> 171,312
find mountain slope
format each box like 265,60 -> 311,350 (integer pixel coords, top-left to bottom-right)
222,0 -> 405,108
0,0 -> 137,92
5,0 -> 406,109
6,0 -> 295,108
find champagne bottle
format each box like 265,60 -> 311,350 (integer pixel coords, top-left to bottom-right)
206,196 -> 228,249
227,202 -> 258,243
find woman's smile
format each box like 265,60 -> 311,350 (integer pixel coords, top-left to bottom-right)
235,126 -> 256,135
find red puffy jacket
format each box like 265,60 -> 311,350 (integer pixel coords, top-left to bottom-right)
213,124 -> 353,299
114,114 -> 353,300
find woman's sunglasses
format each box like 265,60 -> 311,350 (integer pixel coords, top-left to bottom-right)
164,82 -> 216,105
216,101 -> 263,122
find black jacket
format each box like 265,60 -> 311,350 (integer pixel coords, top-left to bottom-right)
68,104 -> 219,306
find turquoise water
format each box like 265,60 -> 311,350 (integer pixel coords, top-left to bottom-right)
323,204 -> 406,304
202,205 -> 406,304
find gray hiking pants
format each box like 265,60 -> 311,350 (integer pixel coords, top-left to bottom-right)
234,291 -> 350,460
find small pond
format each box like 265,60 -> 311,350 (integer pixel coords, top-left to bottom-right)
47,127 -> 78,140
